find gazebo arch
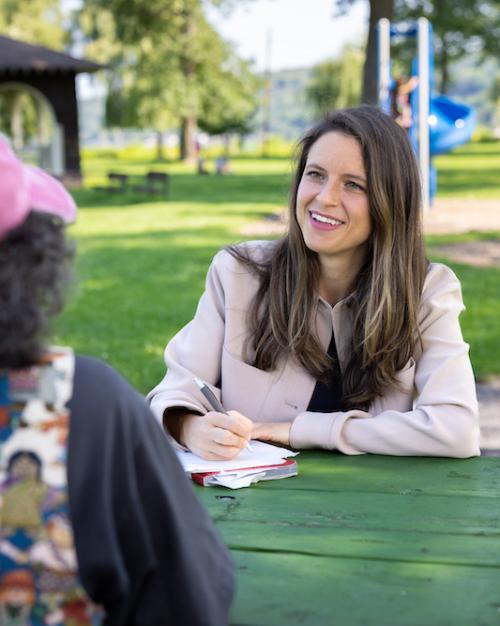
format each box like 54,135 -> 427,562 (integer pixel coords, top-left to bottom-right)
0,35 -> 102,183
0,81 -> 65,175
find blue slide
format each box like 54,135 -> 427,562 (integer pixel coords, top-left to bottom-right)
407,87 -> 475,198
429,96 -> 476,155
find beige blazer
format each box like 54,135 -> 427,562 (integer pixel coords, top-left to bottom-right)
148,240 -> 480,458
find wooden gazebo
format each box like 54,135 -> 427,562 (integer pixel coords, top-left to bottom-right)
0,35 -> 102,181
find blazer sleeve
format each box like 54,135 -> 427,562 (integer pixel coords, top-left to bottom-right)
289,264 -> 480,458
147,250 -> 227,424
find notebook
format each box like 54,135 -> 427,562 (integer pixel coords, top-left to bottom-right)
176,440 -> 299,489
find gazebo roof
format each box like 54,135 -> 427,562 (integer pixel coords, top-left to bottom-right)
0,35 -> 103,74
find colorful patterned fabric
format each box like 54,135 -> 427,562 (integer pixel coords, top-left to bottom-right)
0,348 -> 103,626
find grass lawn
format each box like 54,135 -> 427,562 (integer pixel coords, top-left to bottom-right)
434,141 -> 500,198
426,240 -> 500,382
54,143 -> 500,392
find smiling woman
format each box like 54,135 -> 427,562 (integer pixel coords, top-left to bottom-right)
148,105 -> 480,462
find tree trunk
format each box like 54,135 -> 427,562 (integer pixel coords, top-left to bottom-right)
261,70 -> 272,156
362,0 -> 394,104
439,38 -> 449,94
179,6 -> 197,162
223,133 -> 230,157
179,115 -> 197,162
156,130 -> 165,160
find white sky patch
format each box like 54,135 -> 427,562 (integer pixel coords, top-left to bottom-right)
206,0 -> 369,72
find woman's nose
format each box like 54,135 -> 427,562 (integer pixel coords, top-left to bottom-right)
317,179 -> 340,206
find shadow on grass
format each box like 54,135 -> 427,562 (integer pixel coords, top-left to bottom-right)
449,145 -> 500,158
74,225 -> 250,245
72,172 -> 291,209
58,228 -> 500,390
56,236 -> 235,390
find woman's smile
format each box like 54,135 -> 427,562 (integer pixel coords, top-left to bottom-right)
308,209 -> 345,230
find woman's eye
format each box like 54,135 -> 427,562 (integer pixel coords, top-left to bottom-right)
346,181 -> 365,191
306,170 -> 322,179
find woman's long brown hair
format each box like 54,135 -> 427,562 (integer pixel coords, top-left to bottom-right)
228,105 -> 428,409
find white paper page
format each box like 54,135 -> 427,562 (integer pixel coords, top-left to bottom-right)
176,440 -> 298,473
210,471 -> 268,489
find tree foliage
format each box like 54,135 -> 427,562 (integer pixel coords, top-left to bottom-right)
333,0 -> 499,101
393,0 -> 500,93
491,74 -> 500,128
0,0 -> 67,149
306,46 -> 364,118
198,49 -> 260,136
79,0 -> 259,159
0,0 -> 67,49
333,0 -> 393,104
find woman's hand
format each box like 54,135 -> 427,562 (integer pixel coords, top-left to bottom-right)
173,410 -> 253,461
251,421 -> 292,447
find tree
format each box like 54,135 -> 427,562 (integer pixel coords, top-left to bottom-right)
333,0 -> 500,102
333,0 -> 393,105
306,46 -> 364,118
491,74 -> 500,129
0,0 -> 67,49
198,50 -> 260,142
79,0 -> 258,160
0,0 -> 68,150
393,0 -> 500,94
80,5 -> 181,139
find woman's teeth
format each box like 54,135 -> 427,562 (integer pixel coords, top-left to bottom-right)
311,212 -> 343,226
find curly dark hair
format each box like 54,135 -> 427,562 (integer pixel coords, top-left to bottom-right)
0,212 -> 74,368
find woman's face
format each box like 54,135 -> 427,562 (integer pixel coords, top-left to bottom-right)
9,454 -> 39,480
295,131 -> 371,269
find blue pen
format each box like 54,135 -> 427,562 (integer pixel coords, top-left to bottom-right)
194,377 -> 253,452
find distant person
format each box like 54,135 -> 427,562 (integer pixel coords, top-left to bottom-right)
216,157 -> 230,175
197,157 -> 209,175
0,137 -> 234,625
148,105 -> 479,461
391,75 -> 419,130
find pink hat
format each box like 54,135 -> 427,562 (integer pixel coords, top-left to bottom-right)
0,136 -> 77,240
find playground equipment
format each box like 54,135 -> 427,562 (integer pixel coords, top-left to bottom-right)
377,18 -> 475,208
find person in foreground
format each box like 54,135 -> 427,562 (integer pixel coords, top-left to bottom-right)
148,105 -> 480,461
0,138 -> 234,625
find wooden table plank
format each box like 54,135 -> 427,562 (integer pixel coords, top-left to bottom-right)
194,454 -> 500,625
229,551 -> 500,626
253,453 -> 500,498
214,520 -> 500,568
199,489 -> 500,536
197,487 -> 500,566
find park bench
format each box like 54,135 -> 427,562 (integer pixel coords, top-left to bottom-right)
134,171 -> 170,196
107,172 -> 129,191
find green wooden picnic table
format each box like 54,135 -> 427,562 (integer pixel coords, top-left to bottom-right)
195,452 -> 500,626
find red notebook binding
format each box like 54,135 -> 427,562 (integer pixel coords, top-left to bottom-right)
192,458 -> 298,487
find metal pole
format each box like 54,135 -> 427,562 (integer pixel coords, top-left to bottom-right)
417,18 -> 430,210
377,18 -> 391,114
261,29 -> 273,157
